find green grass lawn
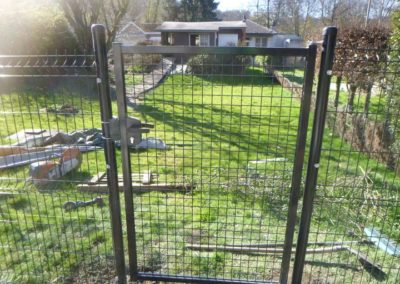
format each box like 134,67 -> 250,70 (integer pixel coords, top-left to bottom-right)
0,68 -> 399,283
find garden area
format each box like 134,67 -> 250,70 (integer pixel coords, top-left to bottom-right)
1,58 -> 400,282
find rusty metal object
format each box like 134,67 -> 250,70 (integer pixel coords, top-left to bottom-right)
63,196 -> 105,211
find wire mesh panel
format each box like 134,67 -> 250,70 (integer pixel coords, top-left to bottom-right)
302,44 -> 400,283
116,46 -> 315,283
0,55 -> 115,283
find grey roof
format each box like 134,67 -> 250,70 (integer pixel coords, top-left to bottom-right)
245,19 -> 276,35
156,20 -> 276,35
156,21 -> 246,32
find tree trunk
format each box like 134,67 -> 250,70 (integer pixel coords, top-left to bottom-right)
334,76 -> 342,108
364,84 -> 373,117
347,84 -> 357,112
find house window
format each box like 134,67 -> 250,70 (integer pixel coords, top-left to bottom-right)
190,33 -> 210,46
255,37 -> 268,47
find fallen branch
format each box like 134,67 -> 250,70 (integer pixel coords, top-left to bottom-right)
78,182 -> 194,194
186,243 -> 385,276
227,240 -> 368,248
186,244 -> 347,254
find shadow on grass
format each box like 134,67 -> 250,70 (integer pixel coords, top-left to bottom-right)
198,68 -> 279,86
137,103 -> 293,162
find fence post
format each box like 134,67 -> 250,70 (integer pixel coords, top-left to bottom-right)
92,24 -> 126,284
291,26 -> 337,284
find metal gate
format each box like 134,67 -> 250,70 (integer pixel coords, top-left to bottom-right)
92,25 -> 337,283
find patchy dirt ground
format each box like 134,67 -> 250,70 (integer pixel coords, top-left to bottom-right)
69,257 -> 165,284
68,257 -> 329,284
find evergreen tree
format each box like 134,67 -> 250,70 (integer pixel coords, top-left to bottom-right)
199,0 -> 219,21
179,0 -> 219,21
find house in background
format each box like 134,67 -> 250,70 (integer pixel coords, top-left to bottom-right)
155,19 -> 304,68
156,19 -> 279,47
115,21 -> 161,46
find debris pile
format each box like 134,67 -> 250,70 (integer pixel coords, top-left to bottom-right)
46,104 -> 79,115
29,148 -> 82,185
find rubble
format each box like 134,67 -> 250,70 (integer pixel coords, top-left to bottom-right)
8,128 -> 104,147
46,104 -> 79,115
29,148 -> 82,185
0,145 -> 99,170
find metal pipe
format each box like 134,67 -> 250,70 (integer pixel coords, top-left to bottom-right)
113,42 -> 138,280
137,272 -> 277,284
121,45 -> 309,56
280,43 -> 317,284
91,24 -> 126,284
291,26 -> 337,284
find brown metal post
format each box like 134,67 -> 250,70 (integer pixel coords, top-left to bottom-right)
92,24 -> 126,284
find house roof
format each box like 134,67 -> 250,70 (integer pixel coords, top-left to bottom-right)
116,22 -> 161,43
156,20 -> 276,35
245,19 -> 276,35
156,21 -> 246,32
117,22 -> 160,39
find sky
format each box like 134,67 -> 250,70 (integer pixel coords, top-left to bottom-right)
217,0 -> 252,11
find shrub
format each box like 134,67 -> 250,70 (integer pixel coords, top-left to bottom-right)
187,54 -> 251,75
254,55 -> 270,66
127,54 -> 162,74
333,26 -> 390,113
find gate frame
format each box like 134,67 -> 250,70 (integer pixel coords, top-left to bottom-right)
92,24 -> 338,284
112,44 -> 317,284
291,27 -> 337,284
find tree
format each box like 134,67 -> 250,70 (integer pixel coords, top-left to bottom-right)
333,26 -> 390,114
217,9 -> 251,21
59,0 -> 130,51
179,0 -> 219,21
199,0 -> 219,20
252,0 -> 285,29
163,0 -> 180,20
0,2 -> 77,53
145,0 -> 162,23
387,10 -> 400,121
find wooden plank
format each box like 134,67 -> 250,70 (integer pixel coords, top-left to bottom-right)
88,172 -> 106,185
87,173 -> 152,184
77,182 -> 194,194
186,244 -> 348,255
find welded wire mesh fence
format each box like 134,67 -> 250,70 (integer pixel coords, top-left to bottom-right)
2,42 -> 400,284
0,55 -> 115,283
302,46 -> 400,283
117,47 -> 313,283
